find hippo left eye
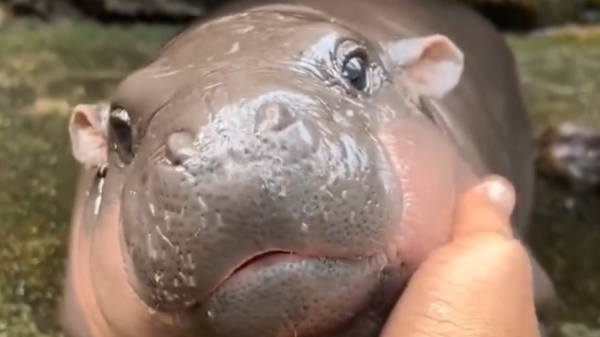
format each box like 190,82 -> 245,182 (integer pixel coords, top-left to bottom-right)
342,53 -> 368,91
108,106 -> 134,164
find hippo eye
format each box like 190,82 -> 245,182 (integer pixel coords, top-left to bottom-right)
341,53 -> 368,91
336,40 -> 371,93
108,106 -> 134,164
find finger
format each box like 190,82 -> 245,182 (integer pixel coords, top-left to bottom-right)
380,177 -> 539,337
452,174 -> 516,240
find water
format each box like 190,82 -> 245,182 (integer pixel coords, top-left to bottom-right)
0,18 -> 598,337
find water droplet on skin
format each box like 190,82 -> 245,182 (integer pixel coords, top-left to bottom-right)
197,196 -> 208,212
237,25 -> 254,34
93,177 -> 105,217
147,233 -> 158,261
185,253 -> 195,270
228,42 -> 240,54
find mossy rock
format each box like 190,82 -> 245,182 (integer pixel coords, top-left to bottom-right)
464,0 -> 592,28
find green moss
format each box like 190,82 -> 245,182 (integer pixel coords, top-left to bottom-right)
508,30 -> 600,133
0,19 -> 176,337
507,29 -> 600,335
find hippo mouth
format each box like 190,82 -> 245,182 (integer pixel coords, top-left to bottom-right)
198,248 -> 393,337
212,250 -> 353,295
231,251 -> 299,272
216,250 -> 303,288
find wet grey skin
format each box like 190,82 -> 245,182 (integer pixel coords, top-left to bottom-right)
60,0 -> 558,337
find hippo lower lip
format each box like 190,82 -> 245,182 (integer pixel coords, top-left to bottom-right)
201,252 -> 391,337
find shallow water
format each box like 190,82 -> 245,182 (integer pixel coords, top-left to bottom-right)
0,19 -> 598,337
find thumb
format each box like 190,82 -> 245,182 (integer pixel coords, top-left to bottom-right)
380,175 -> 540,337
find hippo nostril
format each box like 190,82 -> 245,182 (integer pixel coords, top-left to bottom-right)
166,132 -> 196,165
254,101 -> 295,133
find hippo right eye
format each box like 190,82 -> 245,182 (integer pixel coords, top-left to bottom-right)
108,106 -> 134,164
335,39 -> 374,95
342,53 -> 368,91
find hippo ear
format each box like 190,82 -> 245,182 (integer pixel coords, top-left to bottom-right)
68,104 -> 110,170
384,34 -> 465,99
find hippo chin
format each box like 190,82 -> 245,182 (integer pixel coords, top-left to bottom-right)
60,0 -> 558,336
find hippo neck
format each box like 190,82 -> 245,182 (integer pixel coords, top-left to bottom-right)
418,96 -> 489,178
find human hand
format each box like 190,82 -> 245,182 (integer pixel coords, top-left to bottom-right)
380,176 -> 540,337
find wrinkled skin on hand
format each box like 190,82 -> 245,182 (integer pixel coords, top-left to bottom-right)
60,1 -> 557,337
380,176 -> 542,337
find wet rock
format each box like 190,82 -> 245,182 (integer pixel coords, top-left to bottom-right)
0,0 -> 595,26
578,0 -> 600,24
0,0 -> 213,21
536,122 -> 600,192
72,0 -> 209,21
0,0 -> 81,20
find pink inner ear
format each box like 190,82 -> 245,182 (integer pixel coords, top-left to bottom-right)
405,61 -> 435,87
420,36 -> 463,64
407,37 -> 462,84
69,105 -> 109,169
402,36 -> 464,98
73,110 -> 94,130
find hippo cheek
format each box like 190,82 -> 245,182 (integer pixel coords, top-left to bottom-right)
84,202 -> 177,337
378,116 -> 479,266
62,177 -> 113,337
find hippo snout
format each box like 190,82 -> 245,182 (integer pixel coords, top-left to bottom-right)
164,101 -> 316,167
116,89 -> 403,334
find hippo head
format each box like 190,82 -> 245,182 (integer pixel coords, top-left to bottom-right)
68,5 -> 470,337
